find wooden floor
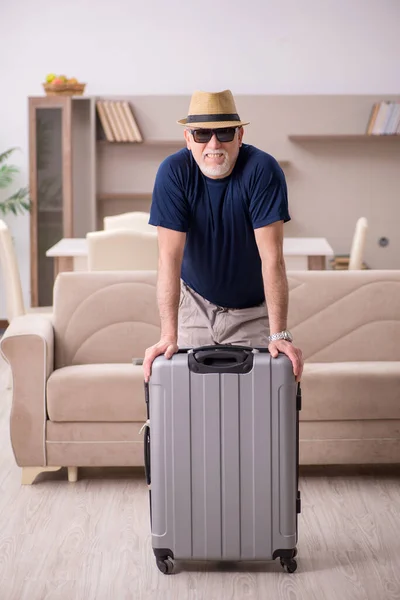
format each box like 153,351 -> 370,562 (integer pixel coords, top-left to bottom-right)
0,356 -> 399,600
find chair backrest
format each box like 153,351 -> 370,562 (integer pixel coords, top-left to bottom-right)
0,219 -> 25,321
103,211 -> 153,233
52,271 -> 160,367
86,229 -> 158,271
348,217 -> 368,270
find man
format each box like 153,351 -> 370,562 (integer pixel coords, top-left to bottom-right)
143,89 -> 303,382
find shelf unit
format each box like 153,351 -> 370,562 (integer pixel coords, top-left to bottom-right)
29,95 -> 96,306
289,134 -> 400,141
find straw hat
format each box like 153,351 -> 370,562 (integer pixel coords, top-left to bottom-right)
178,89 -> 250,129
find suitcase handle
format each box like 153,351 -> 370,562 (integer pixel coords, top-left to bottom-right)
189,345 -> 254,374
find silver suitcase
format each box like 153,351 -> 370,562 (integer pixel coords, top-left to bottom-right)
144,345 -> 301,574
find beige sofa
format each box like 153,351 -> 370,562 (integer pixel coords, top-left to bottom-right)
1,269 -> 399,484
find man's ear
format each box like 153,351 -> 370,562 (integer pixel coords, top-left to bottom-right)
184,128 -> 191,149
238,126 -> 244,147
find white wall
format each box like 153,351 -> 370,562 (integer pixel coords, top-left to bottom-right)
1,0 -> 400,316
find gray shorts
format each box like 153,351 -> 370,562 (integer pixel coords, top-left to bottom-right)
177,281 -> 270,348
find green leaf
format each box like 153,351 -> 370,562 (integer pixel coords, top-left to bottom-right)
0,148 -> 29,216
0,164 -> 19,188
0,187 -> 30,216
0,147 -> 20,165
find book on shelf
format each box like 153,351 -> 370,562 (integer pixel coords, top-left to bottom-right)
366,101 -> 400,135
96,101 -> 114,142
115,102 -> 135,142
96,100 -> 143,142
122,101 -> 143,143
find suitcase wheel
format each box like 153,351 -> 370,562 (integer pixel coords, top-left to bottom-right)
156,557 -> 174,575
280,557 -> 297,573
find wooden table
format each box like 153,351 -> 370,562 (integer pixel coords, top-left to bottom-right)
46,237 -> 334,277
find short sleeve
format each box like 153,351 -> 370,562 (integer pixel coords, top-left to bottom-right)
149,155 -> 190,232
248,157 -> 290,229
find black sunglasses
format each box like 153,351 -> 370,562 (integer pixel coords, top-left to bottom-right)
189,127 -> 238,143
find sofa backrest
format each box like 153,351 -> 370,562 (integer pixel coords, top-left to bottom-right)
287,270 -> 400,362
52,269 -> 400,367
53,271 -> 160,368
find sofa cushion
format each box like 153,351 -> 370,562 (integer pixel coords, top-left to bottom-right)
47,364 -> 147,422
301,362 -> 400,421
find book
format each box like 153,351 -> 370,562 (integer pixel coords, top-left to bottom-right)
366,103 -> 380,135
122,101 -> 143,143
115,101 -> 134,142
96,101 -> 115,142
107,101 -> 125,142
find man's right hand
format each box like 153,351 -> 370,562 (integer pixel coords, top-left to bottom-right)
143,338 -> 179,383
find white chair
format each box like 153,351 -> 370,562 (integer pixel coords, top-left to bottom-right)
348,217 -> 368,270
86,229 -> 158,271
0,220 -> 52,322
103,211 -> 153,233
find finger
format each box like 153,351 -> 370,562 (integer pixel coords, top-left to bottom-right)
284,351 -> 300,379
297,362 -> 304,382
144,353 -> 155,381
143,361 -> 150,382
164,344 -> 177,360
294,358 -> 304,382
292,356 -> 301,378
268,343 -> 279,358
143,347 -> 160,381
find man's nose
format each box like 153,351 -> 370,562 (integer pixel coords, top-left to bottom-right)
207,133 -> 222,148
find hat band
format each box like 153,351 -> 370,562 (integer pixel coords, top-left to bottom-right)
186,113 -> 240,123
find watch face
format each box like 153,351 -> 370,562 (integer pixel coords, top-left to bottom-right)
284,330 -> 293,342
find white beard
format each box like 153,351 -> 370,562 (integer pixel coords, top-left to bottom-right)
200,150 -> 231,178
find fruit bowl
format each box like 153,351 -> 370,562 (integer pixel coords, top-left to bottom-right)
43,74 -> 86,96
43,82 -> 86,96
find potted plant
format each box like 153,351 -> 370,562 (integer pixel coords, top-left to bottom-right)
0,148 -> 30,216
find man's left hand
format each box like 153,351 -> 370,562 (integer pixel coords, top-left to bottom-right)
268,340 -> 304,382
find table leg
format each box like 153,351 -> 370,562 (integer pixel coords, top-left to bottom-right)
54,256 -> 74,279
307,255 -> 326,270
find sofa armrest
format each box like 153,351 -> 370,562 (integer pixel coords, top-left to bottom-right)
0,314 -> 55,466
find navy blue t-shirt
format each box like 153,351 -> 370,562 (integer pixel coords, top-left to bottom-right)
149,143 -> 290,309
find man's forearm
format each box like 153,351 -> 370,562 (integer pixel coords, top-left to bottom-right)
262,259 -> 288,335
157,259 -> 181,341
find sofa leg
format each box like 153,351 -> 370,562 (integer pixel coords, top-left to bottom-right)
21,466 -> 62,485
68,467 -> 78,483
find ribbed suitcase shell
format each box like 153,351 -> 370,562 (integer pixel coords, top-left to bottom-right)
145,347 -> 300,568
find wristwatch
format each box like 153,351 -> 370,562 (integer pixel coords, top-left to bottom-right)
268,330 -> 293,343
